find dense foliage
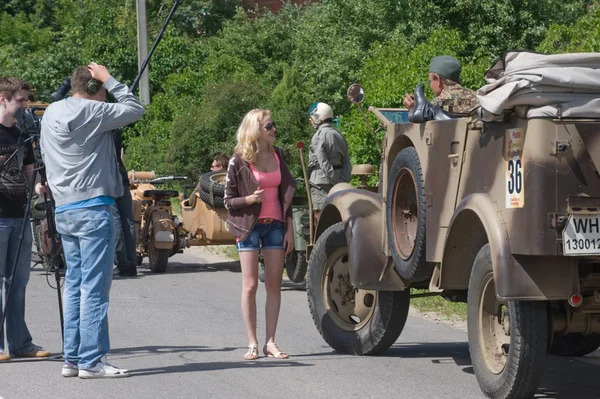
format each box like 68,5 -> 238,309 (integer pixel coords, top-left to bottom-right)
2,0 -> 598,182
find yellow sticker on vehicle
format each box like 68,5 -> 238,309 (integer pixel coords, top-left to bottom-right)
505,128 -> 524,208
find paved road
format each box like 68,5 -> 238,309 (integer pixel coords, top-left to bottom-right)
1,247 -> 600,399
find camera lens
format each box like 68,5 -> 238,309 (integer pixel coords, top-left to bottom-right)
50,77 -> 72,101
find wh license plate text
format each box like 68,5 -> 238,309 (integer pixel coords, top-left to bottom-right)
563,215 -> 600,255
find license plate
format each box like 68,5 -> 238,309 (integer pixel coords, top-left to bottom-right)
562,215 -> 600,255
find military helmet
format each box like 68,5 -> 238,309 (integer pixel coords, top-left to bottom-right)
308,102 -> 334,125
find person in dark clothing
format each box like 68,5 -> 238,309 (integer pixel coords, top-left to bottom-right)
0,76 -> 51,362
112,129 -> 137,277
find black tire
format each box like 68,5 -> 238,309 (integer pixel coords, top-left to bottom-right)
148,228 -> 169,273
386,147 -> 431,282
258,251 -> 265,283
468,244 -> 548,399
549,333 -> 600,357
307,222 -> 410,355
199,189 -> 225,208
149,247 -> 169,273
200,171 -> 226,197
285,250 -> 308,283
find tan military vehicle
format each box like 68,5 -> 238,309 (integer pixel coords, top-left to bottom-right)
179,171 -> 236,246
129,171 -> 189,272
306,52 -> 600,399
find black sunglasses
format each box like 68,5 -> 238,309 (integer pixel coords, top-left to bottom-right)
264,122 -> 276,131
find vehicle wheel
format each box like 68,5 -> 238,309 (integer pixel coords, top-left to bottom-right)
136,254 -> 144,266
258,251 -> 265,283
32,221 -> 52,272
307,222 -> 410,355
549,333 -> 600,357
148,229 -> 169,273
285,250 -> 307,283
199,189 -> 225,208
200,171 -> 226,197
468,244 -> 548,399
386,147 -> 431,282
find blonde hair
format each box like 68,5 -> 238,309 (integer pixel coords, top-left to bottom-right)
234,109 -> 273,164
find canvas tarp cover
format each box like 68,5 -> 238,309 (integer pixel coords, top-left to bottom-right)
476,51 -> 600,121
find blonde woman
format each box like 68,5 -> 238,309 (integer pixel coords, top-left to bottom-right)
224,109 -> 296,360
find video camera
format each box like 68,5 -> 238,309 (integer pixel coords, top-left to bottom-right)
50,77 -> 71,102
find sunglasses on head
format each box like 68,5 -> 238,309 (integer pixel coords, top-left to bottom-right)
264,122 -> 276,131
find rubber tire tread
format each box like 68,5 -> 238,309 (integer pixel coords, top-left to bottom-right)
468,244 -> 548,399
286,250 -> 308,283
549,333 -> 600,357
199,189 -> 225,208
307,222 -> 410,355
386,147 -> 431,282
199,171 -> 226,197
149,248 -> 169,273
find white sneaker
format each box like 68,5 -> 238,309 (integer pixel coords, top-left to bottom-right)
62,362 -> 79,377
78,356 -> 130,379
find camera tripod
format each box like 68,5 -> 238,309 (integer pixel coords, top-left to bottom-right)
0,111 -> 65,360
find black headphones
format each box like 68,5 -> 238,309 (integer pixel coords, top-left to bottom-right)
85,79 -> 102,95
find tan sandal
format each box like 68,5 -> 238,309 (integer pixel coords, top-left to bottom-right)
243,344 -> 259,360
263,343 -> 289,359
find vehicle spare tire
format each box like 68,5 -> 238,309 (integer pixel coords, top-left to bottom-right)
200,171 -> 226,198
199,188 -> 225,208
386,147 -> 431,282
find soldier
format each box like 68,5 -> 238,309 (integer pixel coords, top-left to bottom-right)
404,55 -> 478,115
308,102 -> 352,219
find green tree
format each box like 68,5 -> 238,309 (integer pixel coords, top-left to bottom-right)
537,2 -> 600,52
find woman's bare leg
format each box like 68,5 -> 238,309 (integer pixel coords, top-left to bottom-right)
263,248 -> 285,344
239,250 -> 259,346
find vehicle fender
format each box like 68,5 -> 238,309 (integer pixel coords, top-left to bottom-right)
315,187 -> 406,290
151,210 -> 174,249
441,193 -> 575,300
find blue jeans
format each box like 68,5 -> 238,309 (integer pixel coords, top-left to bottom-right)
0,218 -> 36,355
113,188 -> 137,267
55,205 -> 115,369
236,220 -> 285,252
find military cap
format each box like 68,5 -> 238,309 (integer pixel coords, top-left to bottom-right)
429,55 -> 462,83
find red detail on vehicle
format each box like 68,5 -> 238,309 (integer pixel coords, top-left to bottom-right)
569,294 -> 583,307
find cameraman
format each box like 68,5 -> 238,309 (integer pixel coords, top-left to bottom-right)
0,76 -> 51,362
39,63 -> 144,378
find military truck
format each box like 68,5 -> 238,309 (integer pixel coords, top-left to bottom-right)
306,52 -> 600,399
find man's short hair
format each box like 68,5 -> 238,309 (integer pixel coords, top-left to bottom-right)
71,66 -> 93,94
0,76 -> 31,101
213,153 -> 229,169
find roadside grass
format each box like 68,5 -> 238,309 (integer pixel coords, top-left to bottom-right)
410,289 -> 467,321
205,245 -> 239,261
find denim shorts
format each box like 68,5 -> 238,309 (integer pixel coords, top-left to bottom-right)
236,220 -> 285,252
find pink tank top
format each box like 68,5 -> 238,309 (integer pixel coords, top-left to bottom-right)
250,152 -> 283,221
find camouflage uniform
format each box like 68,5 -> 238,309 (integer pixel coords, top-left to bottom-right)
432,84 -> 478,114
